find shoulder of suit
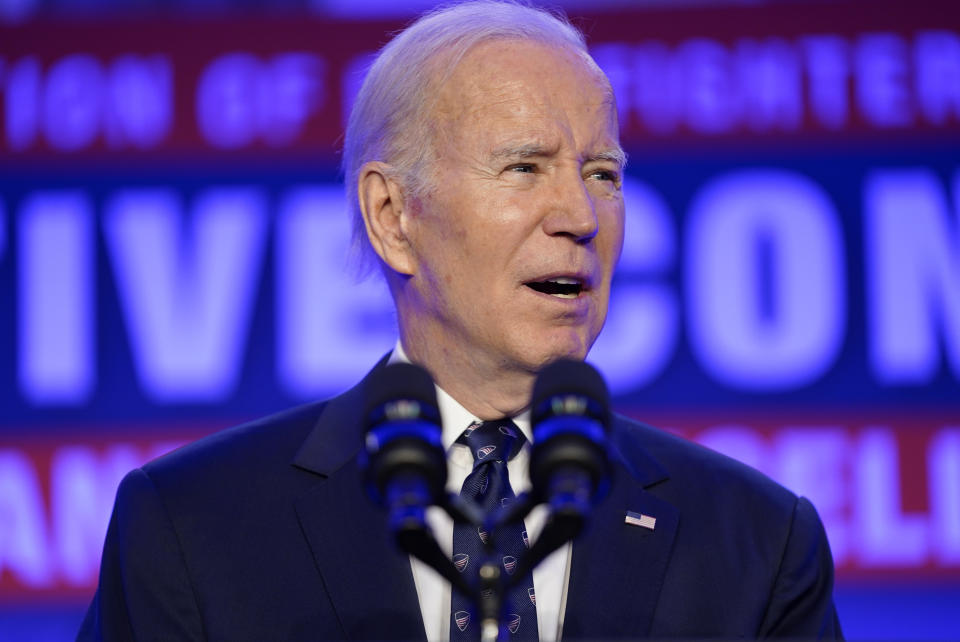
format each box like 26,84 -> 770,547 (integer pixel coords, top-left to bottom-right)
140,398 -> 330,485
140,355 -> 390,481
611,413 -> 798,509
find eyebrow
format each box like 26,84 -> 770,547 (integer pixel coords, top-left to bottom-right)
590,147 -> 628,170
490,142 -> 627,170
490,143 -> 556,161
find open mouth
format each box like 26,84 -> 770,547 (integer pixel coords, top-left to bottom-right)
525,277 -> 584,299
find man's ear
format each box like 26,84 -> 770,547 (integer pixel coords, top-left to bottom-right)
357,161 -> 417,276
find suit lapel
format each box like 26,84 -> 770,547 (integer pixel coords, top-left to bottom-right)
563,419 -> 680,639
291,358 -> 426,641
293,458 -> 425,640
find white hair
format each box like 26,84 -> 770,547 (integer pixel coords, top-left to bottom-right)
342,0 -> 594,276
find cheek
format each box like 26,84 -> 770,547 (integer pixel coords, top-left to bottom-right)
417,225 -> 486,299
599,208 -> 626,266
411,194 -> 470,265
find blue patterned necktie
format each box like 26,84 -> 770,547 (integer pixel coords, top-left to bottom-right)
450,419 -> 539,641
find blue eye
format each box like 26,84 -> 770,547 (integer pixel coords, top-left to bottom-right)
509,164 -> 535,173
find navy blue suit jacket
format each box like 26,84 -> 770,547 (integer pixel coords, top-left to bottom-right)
79,363 -> 842,640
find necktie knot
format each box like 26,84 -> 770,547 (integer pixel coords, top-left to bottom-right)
458,419 -> 524,466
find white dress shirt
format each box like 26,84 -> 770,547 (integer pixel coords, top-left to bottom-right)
389,344 -> 571,641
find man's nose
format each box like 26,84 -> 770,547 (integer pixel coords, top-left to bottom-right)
542,173 -> 599,242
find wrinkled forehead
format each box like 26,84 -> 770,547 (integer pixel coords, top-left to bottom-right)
430,39 -> 620,151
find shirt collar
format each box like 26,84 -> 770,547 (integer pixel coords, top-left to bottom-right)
390,340 -> 532,449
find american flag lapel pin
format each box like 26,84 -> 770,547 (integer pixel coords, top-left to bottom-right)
625,510 -> 656,530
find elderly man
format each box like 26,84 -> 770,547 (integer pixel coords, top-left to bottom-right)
79,1 -> 842,640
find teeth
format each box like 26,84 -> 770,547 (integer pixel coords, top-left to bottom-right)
551,292 -> 578,299
547,277 -> 580,285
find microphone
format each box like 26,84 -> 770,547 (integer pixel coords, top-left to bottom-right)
529,358 -> 612,509
504,358 -> 612,584
359,361 -> 473,597
361,362 -> 446,514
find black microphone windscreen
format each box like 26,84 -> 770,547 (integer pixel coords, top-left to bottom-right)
363,362 -> 439,428
530,359 -> 610,425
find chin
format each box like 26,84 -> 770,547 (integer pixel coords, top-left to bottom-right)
524,331 -> 594,370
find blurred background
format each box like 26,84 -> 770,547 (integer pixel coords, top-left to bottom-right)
1,0 -> 959,639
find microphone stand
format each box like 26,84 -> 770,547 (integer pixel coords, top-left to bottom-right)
389,485 -> 586,642
493,469 -> 593,586
384,478 -> 480,599
462,467 -> 596,642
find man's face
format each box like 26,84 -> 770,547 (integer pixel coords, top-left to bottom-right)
400,39 -> 625,377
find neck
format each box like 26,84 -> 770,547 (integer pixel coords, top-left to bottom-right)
397,324 -> 534,421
